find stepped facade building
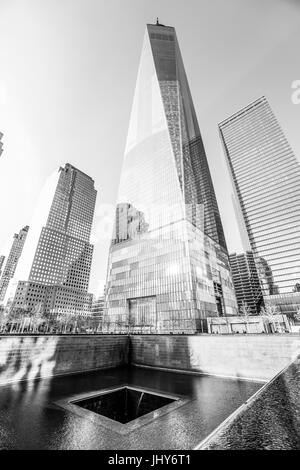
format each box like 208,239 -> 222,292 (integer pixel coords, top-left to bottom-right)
11,164 -> 97,316
229,251 -> 263,315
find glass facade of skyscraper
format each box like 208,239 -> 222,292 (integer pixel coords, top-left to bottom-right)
229,251 -> 263,315
219,96 -> 300,315
104,23 -> 237,334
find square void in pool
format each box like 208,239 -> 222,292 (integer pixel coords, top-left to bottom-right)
72,386 -> 176,424
56,385 -> 189,434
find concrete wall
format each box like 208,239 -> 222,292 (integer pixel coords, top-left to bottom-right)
199,356 -> 300,450
1,333 -> 300,386
0,335 -> 129,386
130,334 -> 300,381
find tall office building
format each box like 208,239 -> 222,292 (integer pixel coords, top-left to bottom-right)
219,96 -> 300,316
11,164 -> 97,316
0,256 -> 5,277
91,295 -> 105,318
229,251 -> 263,315
0,226 -> 29,303
104,22 -> 237,333
0,132 -> 3,158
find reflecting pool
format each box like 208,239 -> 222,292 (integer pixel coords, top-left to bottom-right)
0,366 -> 262,449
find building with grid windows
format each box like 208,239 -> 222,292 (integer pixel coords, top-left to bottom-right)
91,295 -> 105,318
0,256 -> 5,278
0,226 -> 29,303
103,22 -> 237,334
11,164 -> 97,316
229,251 -> 263,315
219,96 -> 300,316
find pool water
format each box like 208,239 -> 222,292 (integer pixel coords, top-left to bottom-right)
0,366 -> 262,449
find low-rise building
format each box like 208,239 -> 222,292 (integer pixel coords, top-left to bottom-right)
207,314 -> 290,334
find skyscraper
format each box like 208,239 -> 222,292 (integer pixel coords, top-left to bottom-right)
219,96 -> 300,316
0,226 -> 29,303
104,22 -> 237,333
0,256 -> 5,277
229,251 -> 263,315
11,164 -> 97,316
91,295 -> 104,318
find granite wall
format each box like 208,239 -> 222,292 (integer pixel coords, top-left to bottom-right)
0,335 -> 129,386
1,333 -> 300,386
130,334 -> 300,381
198,356 -> 300,450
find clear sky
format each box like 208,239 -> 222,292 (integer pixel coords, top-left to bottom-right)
0,0 -> 299,296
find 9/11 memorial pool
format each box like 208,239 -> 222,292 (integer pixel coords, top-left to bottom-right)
0,366 -> 262,450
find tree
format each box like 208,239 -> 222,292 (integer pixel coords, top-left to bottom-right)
294,307 -> 300,323
5,305 -> 31,332
260,304 -> 280,332
30,302 -> 47,332
239,301 -> 251,316
239,301 -> 251,333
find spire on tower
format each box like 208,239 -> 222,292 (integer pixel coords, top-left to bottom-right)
155,17 -> 165,26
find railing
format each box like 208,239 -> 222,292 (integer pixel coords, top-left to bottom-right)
0,314 -> 205,335
0,315 -> 105,335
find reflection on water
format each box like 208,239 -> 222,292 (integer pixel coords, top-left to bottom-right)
0,336 -> 58,386
74,387 -> 174,423
0,366 -> 262,450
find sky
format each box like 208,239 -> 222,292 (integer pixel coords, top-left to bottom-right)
0,0 -> 300,296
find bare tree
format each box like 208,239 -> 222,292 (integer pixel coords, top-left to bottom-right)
260,304 -> 280,332
239,301 -> 251,333
294,307 -> 300,323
